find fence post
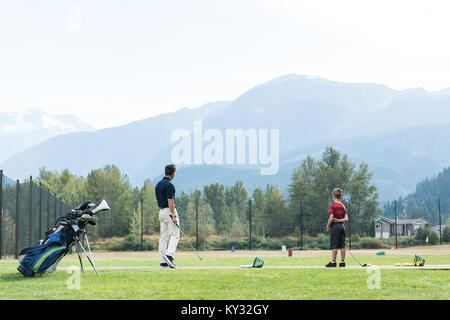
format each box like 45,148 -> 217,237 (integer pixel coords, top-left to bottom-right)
439,198 -> 442,245
299,199 -> 303,250
249,198 -> 252,251
348,198 -> 351,250
29,176 -> 33,246
54,194 -> 57,223
394,200 -> 398,249
195,196 -> 199,250
347,198 -> 352,250
47,190 -> 50,229
140,199 -> 143,250
15,180 -> 19,259
0,170 -> 3,259
39,182 -> 42,239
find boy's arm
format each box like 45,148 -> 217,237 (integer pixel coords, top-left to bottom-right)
326,214 -> 334,232
334,209 -> 349,223
334,215 -> 348,223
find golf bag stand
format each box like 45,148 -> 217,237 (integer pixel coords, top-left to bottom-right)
72,226 -> 99,276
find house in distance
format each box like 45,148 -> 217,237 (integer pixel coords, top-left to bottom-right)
375,216 -> 429,238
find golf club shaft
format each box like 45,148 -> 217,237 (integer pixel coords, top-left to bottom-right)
346,249 -> 363,266
179,226 -> 202,260
170,215 -> 202,260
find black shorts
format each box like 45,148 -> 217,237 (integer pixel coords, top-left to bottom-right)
330,223 -> 346,249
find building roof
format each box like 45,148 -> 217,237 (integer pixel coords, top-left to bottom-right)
396,218 -> 428,225
376,216 -> 394,224
376,216 -> 428,225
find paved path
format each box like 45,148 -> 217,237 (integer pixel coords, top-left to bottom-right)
70,264 -> 450,271
2,264 -> 448,271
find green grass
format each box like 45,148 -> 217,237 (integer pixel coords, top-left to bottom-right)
1,250 -> 449,300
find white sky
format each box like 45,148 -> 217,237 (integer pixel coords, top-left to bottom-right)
1,0 -> 449,129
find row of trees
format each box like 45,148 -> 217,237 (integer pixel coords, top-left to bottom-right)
39,147 -> 381,239
40,165 -> 138,237
287,147 -> 380,236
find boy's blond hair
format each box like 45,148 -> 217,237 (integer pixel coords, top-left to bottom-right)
332,188 -> 343,200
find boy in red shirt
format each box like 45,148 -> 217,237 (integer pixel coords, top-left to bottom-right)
325,188 -> 348,267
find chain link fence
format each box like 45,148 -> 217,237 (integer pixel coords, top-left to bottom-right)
145,196 -> 448,252
0,170 -> 72,259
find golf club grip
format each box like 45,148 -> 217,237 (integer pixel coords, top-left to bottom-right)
169,215 -> 180,228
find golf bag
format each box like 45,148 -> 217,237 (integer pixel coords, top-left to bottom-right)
17,199 -> 110,277
17,227 -> 75,276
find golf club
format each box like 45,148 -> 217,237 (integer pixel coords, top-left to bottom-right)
346,249 -> 369,267
170,215 -> 202,261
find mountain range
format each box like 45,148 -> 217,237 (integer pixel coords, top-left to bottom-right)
1,75 -> 450,202
0,108 -> 94,163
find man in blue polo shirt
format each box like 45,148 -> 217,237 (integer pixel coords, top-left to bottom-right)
155,164 -> 180,268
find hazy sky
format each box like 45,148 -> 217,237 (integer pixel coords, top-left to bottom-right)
1,0 -> 449,129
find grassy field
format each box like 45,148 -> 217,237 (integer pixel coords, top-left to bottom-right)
1,246 -> 449,300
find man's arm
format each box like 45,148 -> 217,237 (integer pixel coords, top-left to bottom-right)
326,214 -> 334,232
166,183 -> 177,224
168,199 -> 177,223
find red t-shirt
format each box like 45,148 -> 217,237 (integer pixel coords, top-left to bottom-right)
328,202 -> 347,220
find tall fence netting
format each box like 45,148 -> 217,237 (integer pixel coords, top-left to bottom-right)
0,172 -> 72,259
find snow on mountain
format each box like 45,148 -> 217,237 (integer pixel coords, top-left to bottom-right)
0,108 -> 95,164
0,108 -> 93,133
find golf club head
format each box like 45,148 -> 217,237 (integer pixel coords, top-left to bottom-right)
91,199 -> 110,214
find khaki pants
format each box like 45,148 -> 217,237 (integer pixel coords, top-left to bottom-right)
159,208 -> 180,263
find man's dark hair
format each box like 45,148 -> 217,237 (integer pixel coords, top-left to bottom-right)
332,188 -> 343,200
165,164 -> 176,176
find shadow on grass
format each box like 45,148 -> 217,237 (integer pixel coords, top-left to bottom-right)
1,271 -> 29,283
0,270 -> 51,283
